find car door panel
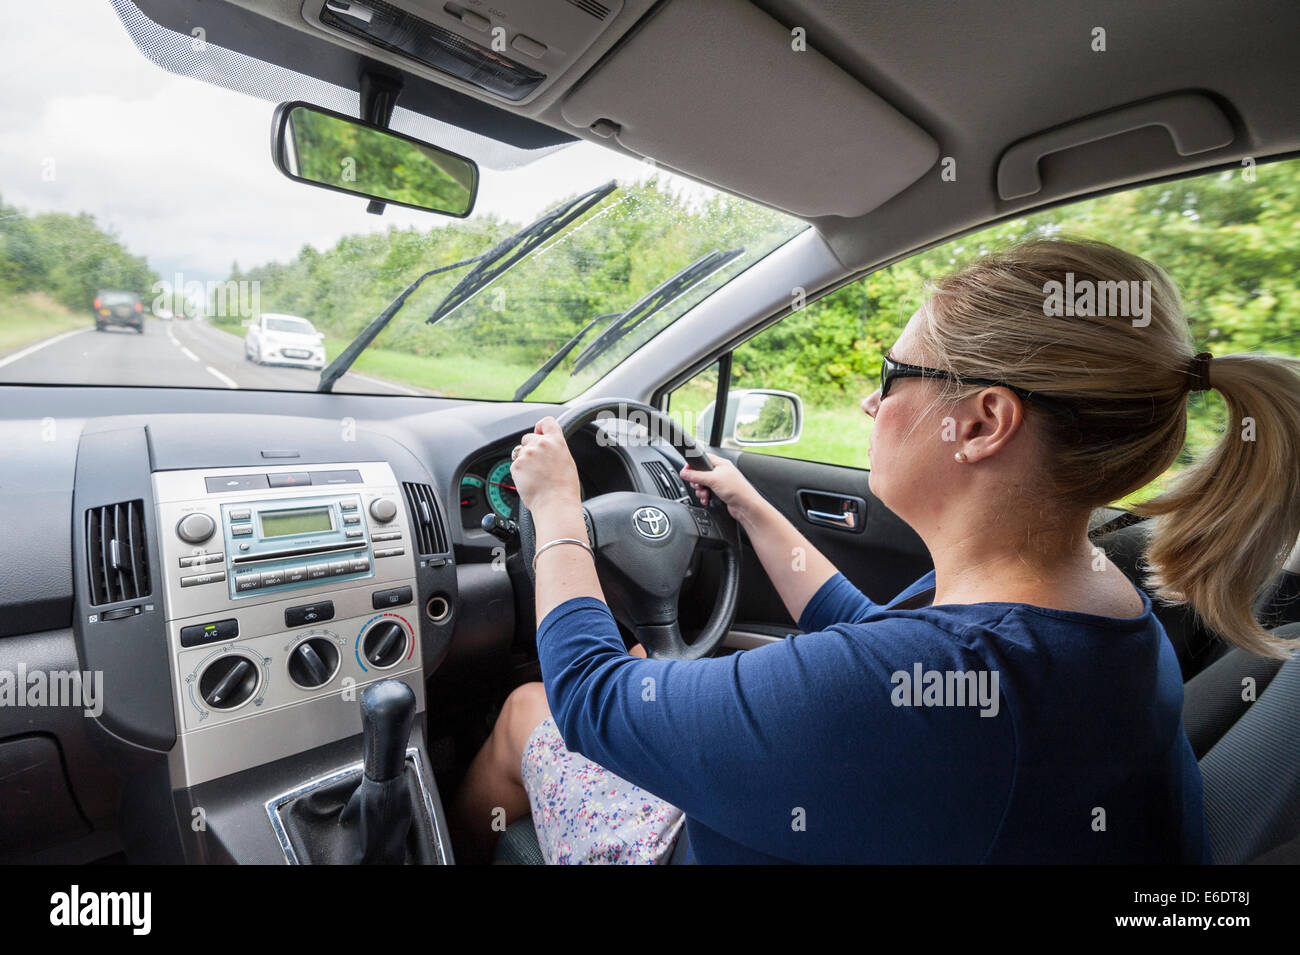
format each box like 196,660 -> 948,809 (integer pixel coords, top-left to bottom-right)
727,451 -> 932,630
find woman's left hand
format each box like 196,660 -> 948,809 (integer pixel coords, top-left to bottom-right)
510,416 -> 583,518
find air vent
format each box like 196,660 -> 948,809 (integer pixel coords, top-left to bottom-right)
643,461 -> 690,502
566,0 -> 612,20
85,500 -> 151,606
402,482 -> 450,556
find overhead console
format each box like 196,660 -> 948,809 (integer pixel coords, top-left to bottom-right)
298,0 -> 653,106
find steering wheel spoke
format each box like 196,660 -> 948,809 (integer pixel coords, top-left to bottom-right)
633,618 -> 694,661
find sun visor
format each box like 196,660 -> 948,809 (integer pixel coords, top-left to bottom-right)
560,0 -> 938,218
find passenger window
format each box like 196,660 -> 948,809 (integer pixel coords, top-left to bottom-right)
714,158 -> 1298,503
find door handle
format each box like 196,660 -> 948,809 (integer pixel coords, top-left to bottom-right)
798,488 -> 866,533
806,508 -> 855,528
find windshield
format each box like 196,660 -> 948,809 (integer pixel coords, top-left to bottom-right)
265,316 -> 316,335
0,0 -> 806,399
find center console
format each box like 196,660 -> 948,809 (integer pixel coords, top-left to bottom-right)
133,460 -> 453,863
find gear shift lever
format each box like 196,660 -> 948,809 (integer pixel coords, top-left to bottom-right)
361,679 -> 416,782
338,680 -> 416,863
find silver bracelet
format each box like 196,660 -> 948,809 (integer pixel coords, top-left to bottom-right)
532,537 -> 593,571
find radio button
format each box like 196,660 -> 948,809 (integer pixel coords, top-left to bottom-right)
307,563 -> 330,580
180,618 -> 239,648
369,498 -> 398,523
340,501 -> 358,511
284,565 -> 309,583
348,557 -> 370,573
179,555 -> 203,568
285,601 -> 335,628
205,475 -> 268,493
375,547 -> 406,559
372,586 -> 413,610
345,529 -> 363,539
235,573 -> 261,592
231,524 -> 254,537
329,560 -> 350,576
259,569 -> 285,588
343,514 -> 361,525
181,570 -> 227,587
372,532 -> 402,542
229,508 -> 251,521
267,472 -> 312,489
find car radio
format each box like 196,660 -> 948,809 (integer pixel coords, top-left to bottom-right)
221,494 -> 373,599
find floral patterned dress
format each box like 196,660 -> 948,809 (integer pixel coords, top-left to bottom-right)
521,717 -> 686,864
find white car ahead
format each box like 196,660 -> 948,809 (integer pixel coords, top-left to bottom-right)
245,313 -> 326,370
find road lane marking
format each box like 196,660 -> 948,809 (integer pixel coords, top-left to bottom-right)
0,327 -> 92,369
204,365 -> 238,389
345,371 -> 432,397
179,345 -> 201,362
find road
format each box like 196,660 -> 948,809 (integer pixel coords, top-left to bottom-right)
0,318 -> 438,397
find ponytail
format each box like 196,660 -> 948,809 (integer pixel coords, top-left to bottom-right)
1132,353 -> 1300,658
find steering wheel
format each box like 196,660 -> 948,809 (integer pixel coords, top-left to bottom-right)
517,398 -> 741,661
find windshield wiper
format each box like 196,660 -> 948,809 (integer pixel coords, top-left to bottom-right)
317,180 -> 617,393
511,311 -> 620,401
566,247 -> 744,378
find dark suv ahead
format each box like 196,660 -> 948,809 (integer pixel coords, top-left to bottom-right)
94,289 -> 145,333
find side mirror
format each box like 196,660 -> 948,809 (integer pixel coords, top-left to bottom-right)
271,102 -> 478,218
695,389 -> 803,449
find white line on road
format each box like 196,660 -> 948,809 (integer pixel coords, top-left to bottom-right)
344,371 -> 431,397
205,366 -> 238,389
179,346 -> 200,362
0,327 -> 92,370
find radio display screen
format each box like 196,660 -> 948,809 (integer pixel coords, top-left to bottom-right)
260,506 -> 333,538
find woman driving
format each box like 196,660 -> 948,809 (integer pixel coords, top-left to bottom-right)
449,238 -> 1300,864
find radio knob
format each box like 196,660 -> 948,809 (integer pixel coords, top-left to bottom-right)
177,512 -> 217,544
369,498 -> 397,523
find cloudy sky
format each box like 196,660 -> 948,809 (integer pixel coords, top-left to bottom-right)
0,0 -> 665,286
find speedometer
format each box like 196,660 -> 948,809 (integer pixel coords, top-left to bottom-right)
485,459 -> 519,522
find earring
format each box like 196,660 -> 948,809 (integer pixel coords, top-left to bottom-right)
954,451 -> 967,463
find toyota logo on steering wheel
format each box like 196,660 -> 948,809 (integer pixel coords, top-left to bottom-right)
632,505 -> 671,540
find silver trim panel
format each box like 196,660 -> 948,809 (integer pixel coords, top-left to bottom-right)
264,747 -> 447,865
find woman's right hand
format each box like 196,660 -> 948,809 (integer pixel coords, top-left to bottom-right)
681,453 -> 767,526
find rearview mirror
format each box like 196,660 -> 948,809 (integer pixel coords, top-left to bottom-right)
271,102 -> 478,217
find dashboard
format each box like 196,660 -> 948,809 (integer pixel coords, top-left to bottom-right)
0,383 -> 689,859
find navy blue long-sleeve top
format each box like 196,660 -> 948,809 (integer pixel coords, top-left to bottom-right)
535,569 -> 1210,864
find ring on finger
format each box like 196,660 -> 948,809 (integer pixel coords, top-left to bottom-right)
510,444 -> 523,461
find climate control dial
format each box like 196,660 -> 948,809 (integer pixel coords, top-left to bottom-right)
198,654 -> 260,710
362,620 -> 409,669
287,636 -> 341,689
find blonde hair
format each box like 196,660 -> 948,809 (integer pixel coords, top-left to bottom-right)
915,237 -> 1300,658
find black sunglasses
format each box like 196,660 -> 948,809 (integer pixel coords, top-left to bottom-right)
880,352 -> 1078,422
